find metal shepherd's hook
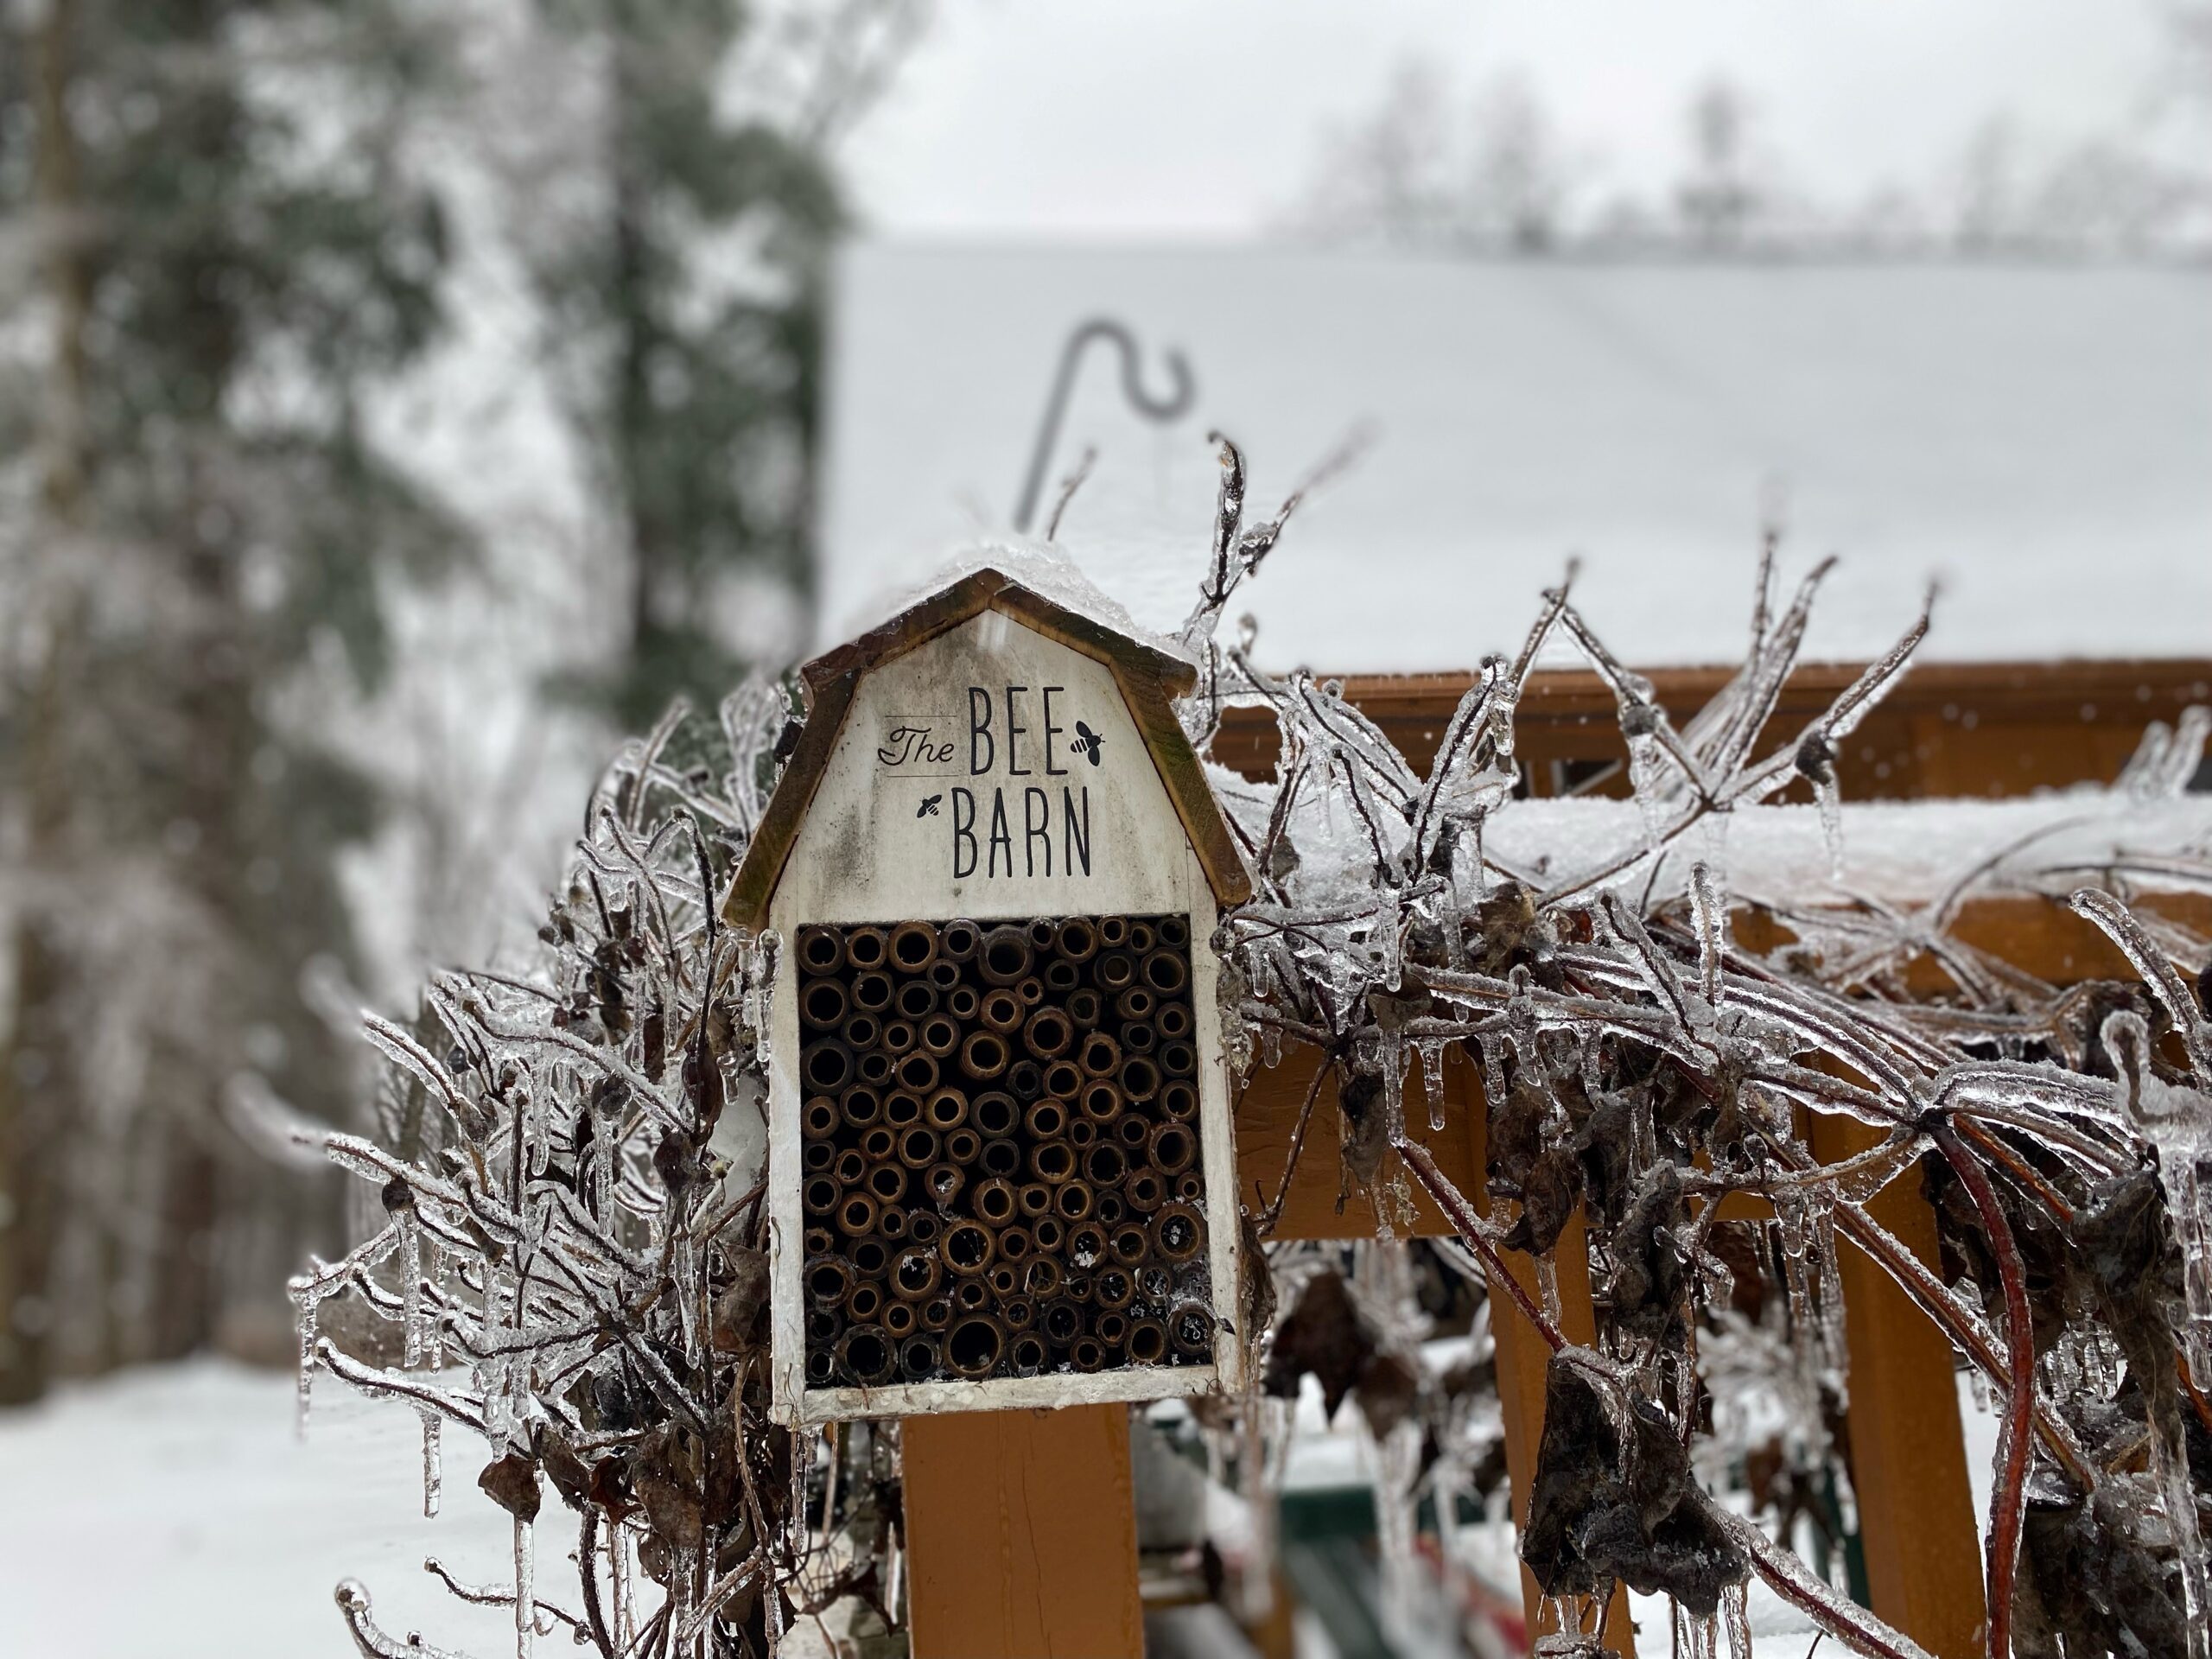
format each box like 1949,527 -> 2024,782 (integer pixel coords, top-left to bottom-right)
1012,318 -> 1196,534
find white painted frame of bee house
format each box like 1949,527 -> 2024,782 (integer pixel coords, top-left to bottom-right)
725,570 -> 1253,1426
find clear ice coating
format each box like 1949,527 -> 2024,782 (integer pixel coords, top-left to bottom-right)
296,448 -> 2212,1659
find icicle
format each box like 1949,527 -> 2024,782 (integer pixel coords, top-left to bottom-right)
1260,1022 -> 1282,1071
1813,767 -> 1846,880
420,1413 -> 443,1519
1627,730 -> 1668,846
1721,1582 -> 1752,1659
513,1509 -> 536,1659
2150,1395 -> 2212,1659
1480,1034 -> 1508,1113
295,1292 -> 319,1437
1417,1038 -> 1447,1132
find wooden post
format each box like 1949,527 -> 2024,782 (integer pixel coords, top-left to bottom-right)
902,1404 -> 1146,1659
1809,1116 -> 1986,1658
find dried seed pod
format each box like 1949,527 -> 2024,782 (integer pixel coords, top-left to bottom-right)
977,925 -> 1033,986
1153,1201 -> 1205,1262
938,918 -> 981,963
801,1040 -> 853,1094
800,977 -> 850,1029
837,1325 -> 895,1385
938,1219 -> 995,1275
795,925 -> 847,975
946,1316 -> 1007,1377
802,1096 -> 842,1139
888,921 -> 939,975
891,1245 -> 943,1300
959,1028 -> 1010,1080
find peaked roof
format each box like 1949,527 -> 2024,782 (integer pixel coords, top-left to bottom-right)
722,568 -> 1253,931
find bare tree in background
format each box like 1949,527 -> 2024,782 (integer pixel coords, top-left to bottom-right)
1675,79 -> 1763,252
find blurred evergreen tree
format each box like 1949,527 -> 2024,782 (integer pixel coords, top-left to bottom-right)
514,0 -> 918,727
0,0 -> 460,1400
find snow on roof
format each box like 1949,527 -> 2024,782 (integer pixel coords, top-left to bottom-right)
819,244 -> 2212,674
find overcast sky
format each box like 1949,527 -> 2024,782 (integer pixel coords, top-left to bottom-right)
844,0 -> 2171,239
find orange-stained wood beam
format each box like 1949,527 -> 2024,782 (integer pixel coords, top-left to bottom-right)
902,1404 -> 1145,1659
1808,1117 -> 1987,1659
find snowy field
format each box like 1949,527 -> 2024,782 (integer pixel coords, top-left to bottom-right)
0,1363 -> 519,1659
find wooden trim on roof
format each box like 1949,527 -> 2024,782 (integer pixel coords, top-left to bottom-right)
723,569 -> 1243,931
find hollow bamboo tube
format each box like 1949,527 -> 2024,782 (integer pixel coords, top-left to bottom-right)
843,925 -> 889,970
938,918 -> 980,962
977,925 -> 1033,986
944,1314 -> 1007,1378
888,920 -> 939,974
794,925 -> 846,975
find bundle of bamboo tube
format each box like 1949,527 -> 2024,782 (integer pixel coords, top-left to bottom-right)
794,914 -> 1215,1388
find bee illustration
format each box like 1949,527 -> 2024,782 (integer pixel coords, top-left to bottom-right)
917,793 -> 943,817
1071,721 -> 1105,767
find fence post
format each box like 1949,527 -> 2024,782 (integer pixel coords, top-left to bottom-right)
1809,1115 -> 1987,1658
902,1404 -> 1145,1658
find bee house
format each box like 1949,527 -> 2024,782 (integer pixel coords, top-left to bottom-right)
725,567 -> 1255,1423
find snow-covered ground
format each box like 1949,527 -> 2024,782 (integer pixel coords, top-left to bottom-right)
0,1363 -> 518,1659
